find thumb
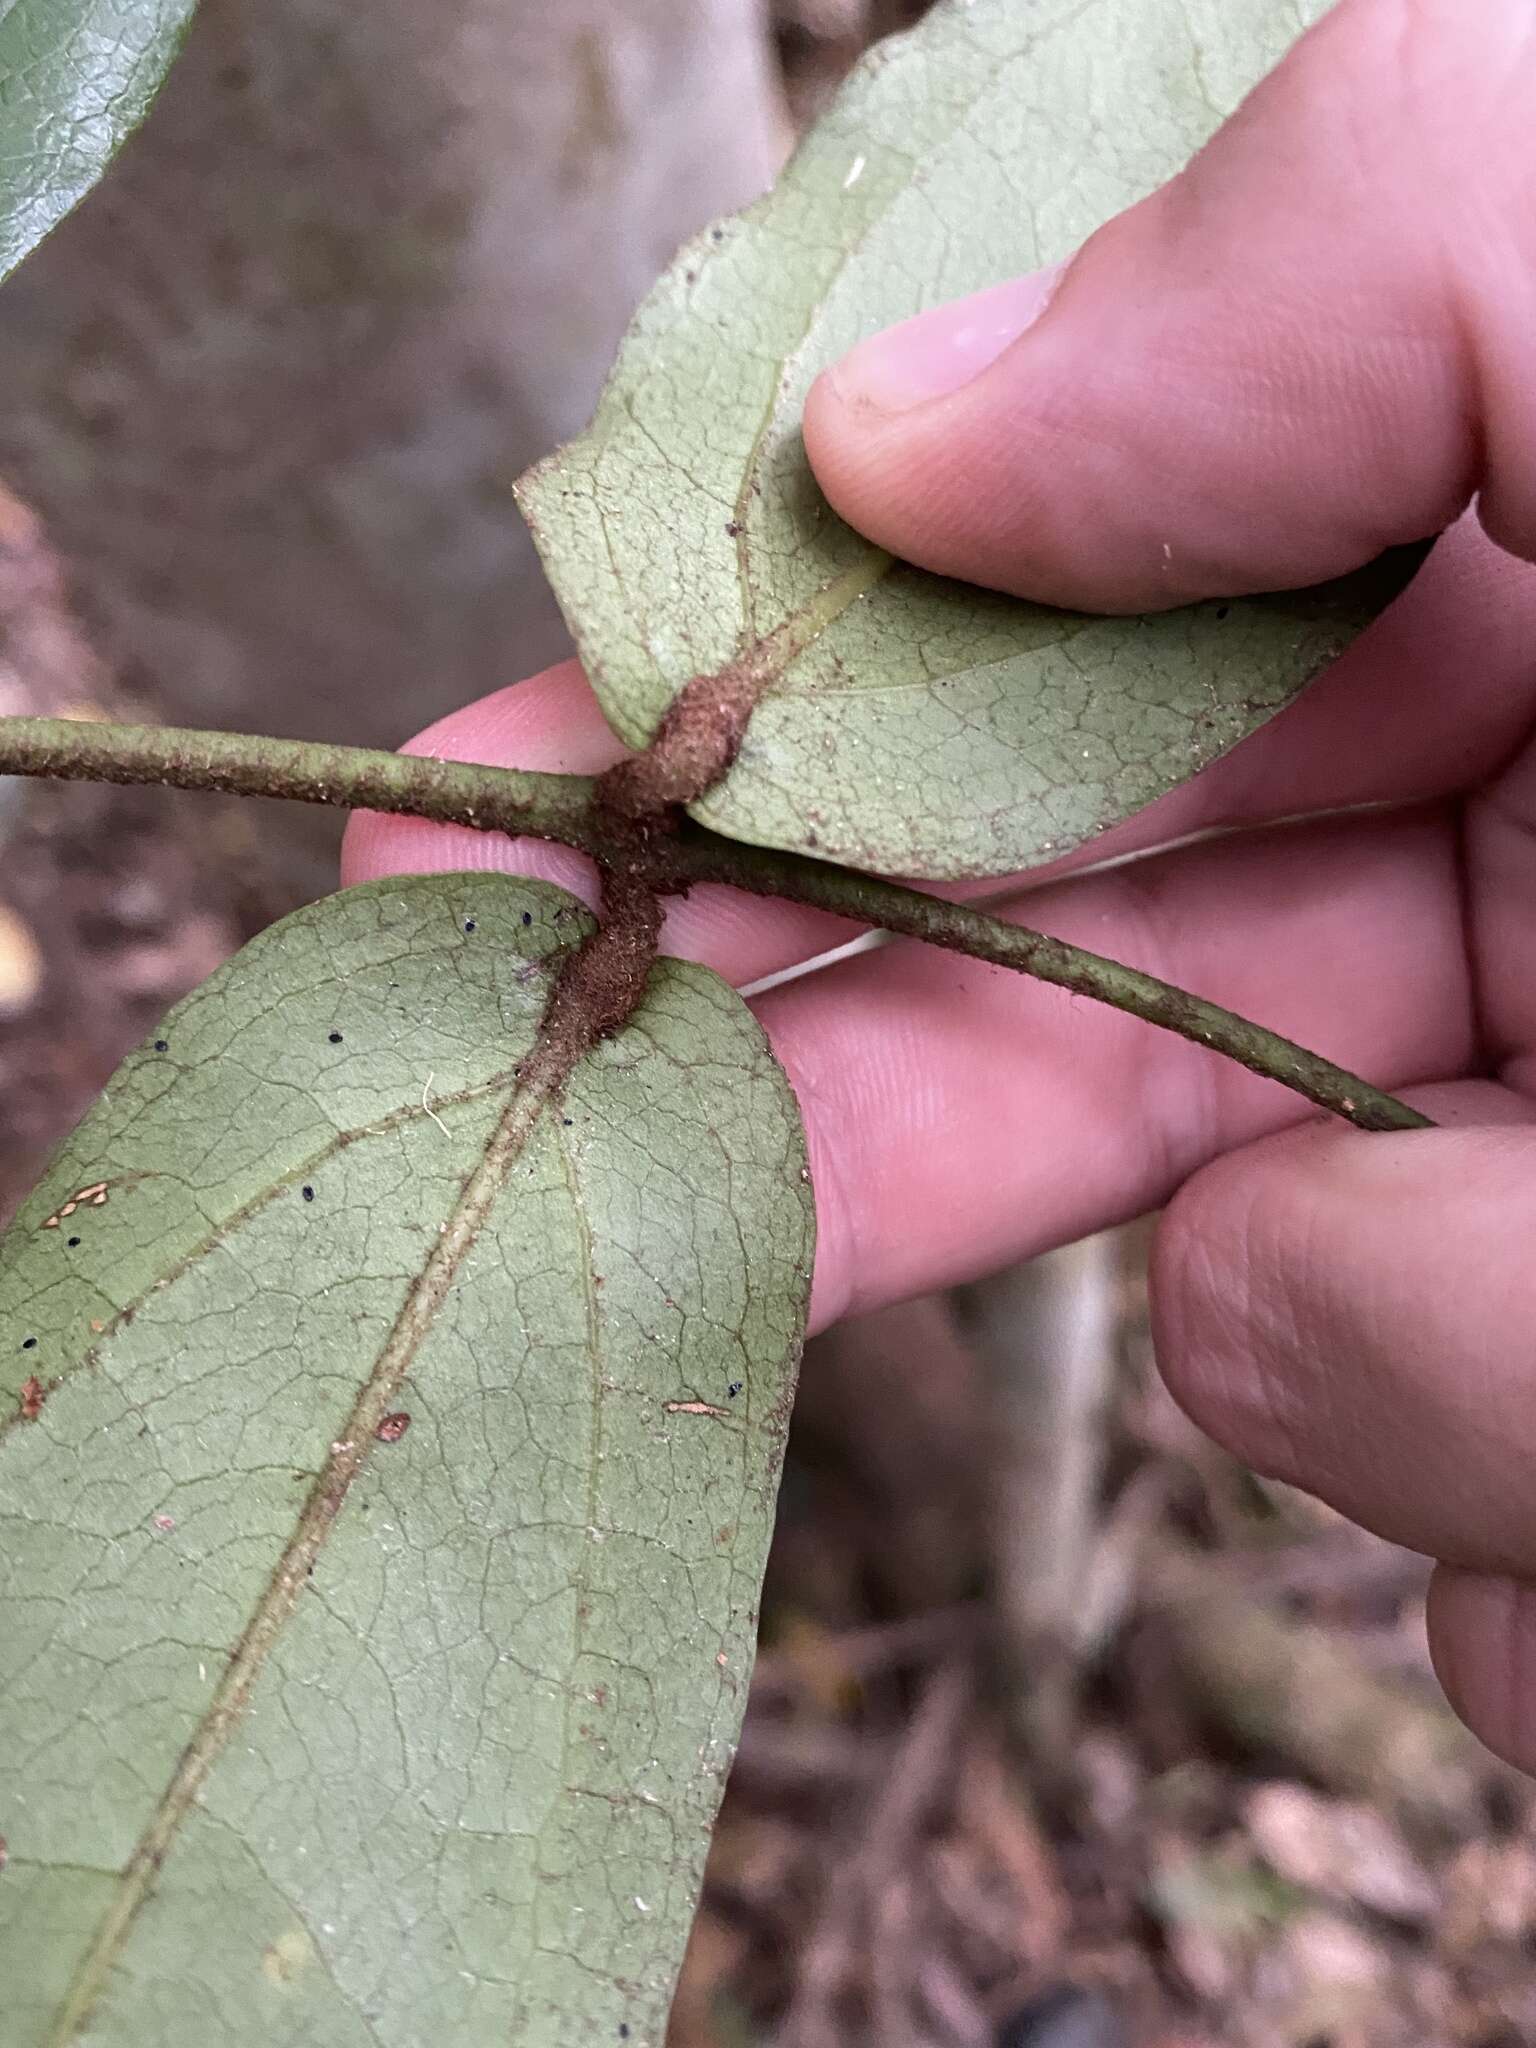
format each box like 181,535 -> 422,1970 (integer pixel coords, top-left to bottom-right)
804,0 -> 1536,612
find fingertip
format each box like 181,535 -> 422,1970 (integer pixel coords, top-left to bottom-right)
804,0 -> 1510,615
1149,1145 -> 1277,1466
810,269 -> 1065,424
341,807 -> 604,906
340,661 -> 623,899
364,660 -> 627,784
1148,1112 -> 1452,1501
803,267 -> 1089,604
1427,1563 -> 1536,1779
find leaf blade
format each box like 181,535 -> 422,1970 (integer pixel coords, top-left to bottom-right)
519,0 -> 1416,879
1,0 -> 196,284
0,874 -> 813,2046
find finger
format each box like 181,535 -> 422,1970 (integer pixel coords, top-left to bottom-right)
1152,1105 -> 1536,1580
1029,517 -> 1536,878
345,516 -> 1536,939
804,0 -> 1536,609
359,733 -> 1471,1334
341,660 -> 861,987
1427,1565 -> 1536,1778
762,809 -> 1471,1329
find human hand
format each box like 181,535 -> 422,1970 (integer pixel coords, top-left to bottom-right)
346,0 -> 1536,1771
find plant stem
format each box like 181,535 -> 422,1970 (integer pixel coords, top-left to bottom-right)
670,833 -> 1432,1132
0,715 -> 1432,1134
0,716 -> 599,847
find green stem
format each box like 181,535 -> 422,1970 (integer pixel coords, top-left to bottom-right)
0,716 -> 599,848
0,715 -> 1431,1135
668,833 -> 1431,1133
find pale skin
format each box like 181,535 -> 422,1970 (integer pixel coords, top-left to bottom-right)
344,0 -> 1536,1773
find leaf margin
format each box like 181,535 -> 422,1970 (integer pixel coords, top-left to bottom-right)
0,870 -> 814,2047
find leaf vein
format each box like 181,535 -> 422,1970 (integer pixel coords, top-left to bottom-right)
43,1061 -> 565,2044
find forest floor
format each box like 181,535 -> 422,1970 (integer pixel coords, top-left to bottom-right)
1,7 -> 1532,2043
673,1266 -> 1536,2048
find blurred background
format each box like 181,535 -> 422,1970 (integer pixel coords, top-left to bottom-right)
0,3 -> 1530,2042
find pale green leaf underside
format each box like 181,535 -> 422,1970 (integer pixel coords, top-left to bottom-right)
520,0 -> 1415,881
0,875 -> 813,2047
1,0 -> 195,283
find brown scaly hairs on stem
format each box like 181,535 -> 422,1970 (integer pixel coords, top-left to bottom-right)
0,713 -> 1433,1134
554,654 -> 766,1050
597,660 -> 762,822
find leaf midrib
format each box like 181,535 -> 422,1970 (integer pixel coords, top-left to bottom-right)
44,1059 -> 566,2045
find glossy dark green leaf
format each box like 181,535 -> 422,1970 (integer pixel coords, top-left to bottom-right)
520,0 -> 1416,879
0,874 -> 813,2046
